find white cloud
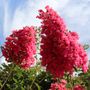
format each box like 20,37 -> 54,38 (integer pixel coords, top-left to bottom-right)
58,0 -> 90,43
62,4 -> 90,26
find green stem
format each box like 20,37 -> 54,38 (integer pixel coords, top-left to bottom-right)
39,75 -> 47,83
30,76 -> 36,90
29,66 -> 38,89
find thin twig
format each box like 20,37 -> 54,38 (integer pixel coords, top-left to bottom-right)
30,76 -> 36,90
30,66 -> 38,89
39,75 -> 47,83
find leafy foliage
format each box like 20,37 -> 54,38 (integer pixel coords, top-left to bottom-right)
0,62 -> 90,90
0,63 -> 53,90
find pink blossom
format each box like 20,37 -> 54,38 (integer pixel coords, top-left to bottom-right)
73,85 -> 85,90
82,65 -> 88,73
61,79 -> 67,86
2,26 -> 36,69
37,5 -> 88,77
49,82 -> 67,90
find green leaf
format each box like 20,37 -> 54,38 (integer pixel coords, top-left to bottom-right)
21,87 -> 25,90
13,78 -> 17,83
6,84 -> 11,89
35,82 -> 41,90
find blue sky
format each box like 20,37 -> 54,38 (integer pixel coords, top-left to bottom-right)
0,0 -> 90,63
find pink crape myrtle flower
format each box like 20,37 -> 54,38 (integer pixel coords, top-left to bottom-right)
73,85 -> 85,90
49,80 -> 67,90
2,26 -> 36,69
61,79 -> 67,86
37,5 -> 88,77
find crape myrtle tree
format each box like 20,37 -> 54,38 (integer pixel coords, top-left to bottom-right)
0,6 -> 90,90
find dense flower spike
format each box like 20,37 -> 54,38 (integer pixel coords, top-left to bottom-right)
49,81 -> 67,90
37,6 -> 88,77
2,26 -> 36,69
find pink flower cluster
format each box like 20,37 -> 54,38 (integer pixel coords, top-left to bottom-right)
2,26 -> 36,69
37,6 -> 88,77
49,80 -> 67,90
73,85 -> 85,90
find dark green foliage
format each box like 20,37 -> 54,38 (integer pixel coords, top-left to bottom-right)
0,63 -> 53,90
78,66 -> 90,90
0,63 -> 90,90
